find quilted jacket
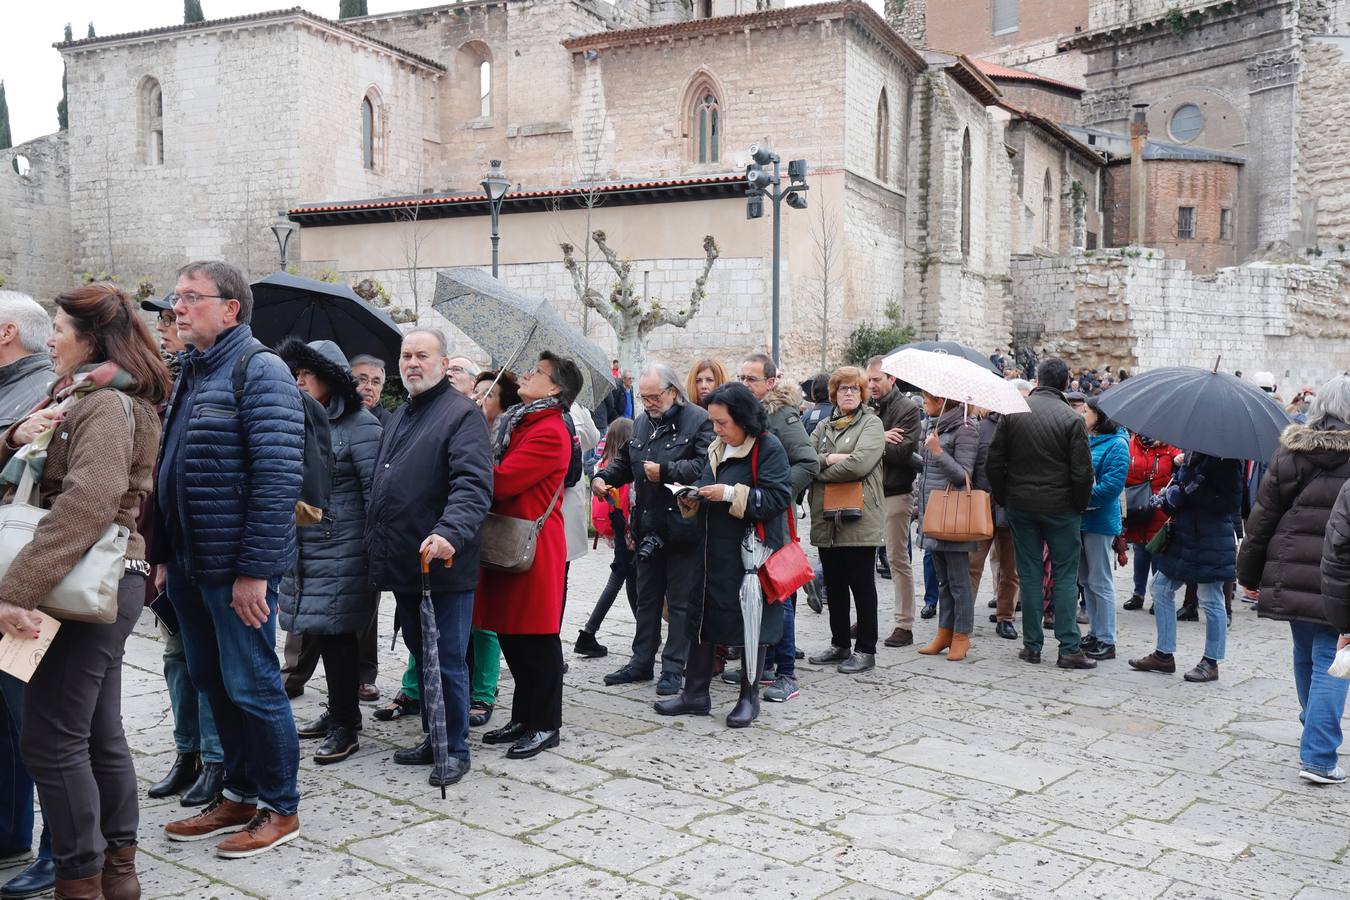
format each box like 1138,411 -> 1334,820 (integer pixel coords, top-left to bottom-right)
1082,431 -> 1130,536
1323,477 -> 1350,631
153,324 -> 305,584
986,386 -> 1093,515
1153,452 -> 1243,584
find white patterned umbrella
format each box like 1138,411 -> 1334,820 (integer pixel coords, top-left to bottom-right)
881,348 -> 1030,415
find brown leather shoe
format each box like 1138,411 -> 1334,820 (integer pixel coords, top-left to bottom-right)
1056,650 -> 1097,670
358,683 -> 380,702
215,810 -> 300,859
1128,651 -> 1177,674
54,874 -> 104,899
883,628 -> 913,648
164,796 -> 257,842
102,845 -> 140,900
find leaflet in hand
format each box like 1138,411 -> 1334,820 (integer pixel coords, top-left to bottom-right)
0,610 -> 60,683
664,483 -> 699,498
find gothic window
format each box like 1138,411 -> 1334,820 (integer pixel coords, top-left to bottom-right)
1220,207 -> 1233,240
1042,170 -> 1054,247
875,90 -> 890,182
479,60 -> 492,118
693,89 -> 721,165
361,96 -> 375,170
993,0 -> 1018,35
141,78 -> 164,166
700,0 -> 713,18
960,128 -> 972,259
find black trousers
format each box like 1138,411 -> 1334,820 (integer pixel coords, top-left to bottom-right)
22,574 -> 142,880
312,632 -> 361,729
820,546 -> 879,655
497,634 -> 563,732
357,597 -> 379,685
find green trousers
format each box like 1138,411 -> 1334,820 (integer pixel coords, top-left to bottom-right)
1005,507 -> 1083,655
401,628 -> 499,705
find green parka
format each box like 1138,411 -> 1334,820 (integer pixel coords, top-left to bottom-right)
808,406 -> 885,547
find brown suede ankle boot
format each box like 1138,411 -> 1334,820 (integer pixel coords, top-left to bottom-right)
102,845 -> 140,900
917,627 -> 953,655
946,633 -> 971,661
55,873 -> 105,899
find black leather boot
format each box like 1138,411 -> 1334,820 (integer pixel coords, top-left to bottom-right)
726,646 -> 767,729
179,761 -> 223,807
654,642 -> 715,716
147,751 -> 200,799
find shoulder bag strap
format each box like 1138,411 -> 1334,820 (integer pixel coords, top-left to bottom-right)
750,441 -> 768,543
531,478 -> 567,537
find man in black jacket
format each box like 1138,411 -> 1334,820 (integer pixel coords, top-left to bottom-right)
867,357 -> 923,647
592,363 -> 713,696
987,357 -> 1094,669
364,329 -> 493,787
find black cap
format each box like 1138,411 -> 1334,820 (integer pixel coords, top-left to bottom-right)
1065,391 -> 1087,403
140,292 -> 174,313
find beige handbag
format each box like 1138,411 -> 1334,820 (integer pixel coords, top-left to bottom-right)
479,481 -> 565,575
921,472 -> 995,543
0,393 -> 133,624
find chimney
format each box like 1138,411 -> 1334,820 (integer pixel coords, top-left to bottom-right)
1128,103 -> 1149,245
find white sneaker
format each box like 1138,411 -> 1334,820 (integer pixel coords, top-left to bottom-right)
1298,766 -> 1346,785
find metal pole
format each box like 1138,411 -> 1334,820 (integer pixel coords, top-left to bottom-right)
771,158 -> 782,366
490,206 -> 501,279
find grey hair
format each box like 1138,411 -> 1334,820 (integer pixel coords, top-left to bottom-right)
403,328 -> 448,356
0,291 -> 52,354
1010,378 -> 1033,395
348,354 -> 385,371
1306,374 -> 1350,429
640,362 -> 688,404
447,355 -> 479,377
178,260 -> 253,323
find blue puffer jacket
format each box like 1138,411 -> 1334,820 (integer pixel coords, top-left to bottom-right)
153,324 -> 305,584
1154,452 -> 1244,584
1082,431 -> 1130,536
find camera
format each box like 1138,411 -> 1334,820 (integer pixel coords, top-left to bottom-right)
637,533 -> 665,562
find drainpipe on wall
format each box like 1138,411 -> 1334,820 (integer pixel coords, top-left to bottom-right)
1128,103 -> 1149,245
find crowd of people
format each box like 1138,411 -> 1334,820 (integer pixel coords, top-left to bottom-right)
0,268 -> 1345,898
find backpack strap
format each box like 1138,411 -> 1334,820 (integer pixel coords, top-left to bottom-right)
231,339 -> 271,409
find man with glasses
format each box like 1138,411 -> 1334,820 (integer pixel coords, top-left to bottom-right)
155,261 -> 307,858
866,355 -> 922,648
592,363 -> 713,695
350,355 -> 389,426
446,357 -> 478,396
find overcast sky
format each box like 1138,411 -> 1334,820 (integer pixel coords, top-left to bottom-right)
2,0 -> 883,146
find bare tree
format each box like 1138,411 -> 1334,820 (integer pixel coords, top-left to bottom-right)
562,231 -> 719,376
396,203 -> 431,314
810,191 -> 843,372
549,108 -> 611,337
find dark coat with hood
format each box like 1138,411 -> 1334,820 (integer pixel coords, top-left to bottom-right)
1322,477 -> 1350,631
762,379 -> 819,500
277,339 -> 382,634
1153,452 -> 1244,584
1239,420 -> 1350,625
986,386 -> 1093,515
871,385 -> 922,496
685,432 -> 791,647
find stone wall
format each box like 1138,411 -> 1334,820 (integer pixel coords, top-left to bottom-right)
0,134 -> 73,301
1009,248 -> 1350,388
1087,0 -> 1229,32
1293,38 -> 1350,251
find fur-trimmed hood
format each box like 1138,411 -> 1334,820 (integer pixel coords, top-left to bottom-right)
763,379 -> 803,416
275,336 -> 362,418
1280,419 -> 1350,455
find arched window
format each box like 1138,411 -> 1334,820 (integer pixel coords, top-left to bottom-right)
479,60 -> 492,118
960,128 -> 972,259
140,77 -> 164,166
694,90 -> 721,165
875,89 -> 890,181
361,96 -> 375,170
1042,170 -> 1054,247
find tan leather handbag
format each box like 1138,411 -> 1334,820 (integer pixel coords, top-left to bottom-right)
921,472 -> 994,543
822,481 -> 864,523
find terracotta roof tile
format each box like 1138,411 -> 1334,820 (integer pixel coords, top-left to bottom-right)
972,59 -> 1083,94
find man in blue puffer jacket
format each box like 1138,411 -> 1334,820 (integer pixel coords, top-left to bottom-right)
151,260 -> 306,860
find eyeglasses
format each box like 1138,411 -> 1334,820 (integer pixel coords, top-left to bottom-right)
171,291 -> 227,307
156,312 -> 176,326
448,365 -> 471,376
639,390 -> 669,403
836,385 -> 863,395
355,373 -> 385,388
739,375 -> 767,384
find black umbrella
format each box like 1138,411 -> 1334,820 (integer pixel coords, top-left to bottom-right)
250,272 -> 404,370
419,551 -> 453,798
1095,366 -> 1293,462
886,340 -> 1000,374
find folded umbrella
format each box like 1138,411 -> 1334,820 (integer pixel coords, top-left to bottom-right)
739,528 -> 771,684
881,349 -> 1030,415
250,272 -> 405,370
419,549 -> 453,798
433,269 -> 615,409
886,340 -> 1000,374
1095,366 -> 1292,462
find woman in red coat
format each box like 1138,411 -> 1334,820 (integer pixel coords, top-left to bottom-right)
1122,434 -> 1178,610
475,351 -> 585,760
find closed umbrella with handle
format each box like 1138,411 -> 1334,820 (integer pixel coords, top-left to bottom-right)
419,549 -> 453,798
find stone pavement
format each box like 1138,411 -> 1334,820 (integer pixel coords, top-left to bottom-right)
118,549 -> 1345,899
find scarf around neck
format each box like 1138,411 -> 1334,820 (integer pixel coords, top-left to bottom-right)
1,362 -> 134,488
491,396 -> 564,464
829,408 -> 861,430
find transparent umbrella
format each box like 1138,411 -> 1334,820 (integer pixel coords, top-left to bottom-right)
739,529 -> 771,683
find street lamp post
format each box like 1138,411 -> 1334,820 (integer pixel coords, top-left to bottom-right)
269,215 -> 297,271
745,145 -> 808,366
480,159 -> 511,278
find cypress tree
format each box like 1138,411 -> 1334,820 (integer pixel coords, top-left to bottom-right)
339,0 -> 368,19
87,22 -> 96,38
185,0 -> 205,24
57,25 -> 72,131
0,82 -> 11,151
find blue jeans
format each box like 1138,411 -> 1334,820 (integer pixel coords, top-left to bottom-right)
1080,533 -> 1116,645
1131,543 -> 1154,597
162,628 -> 223,763
0,675 -> 49,858
394,589 -> 473,761
168,567 -> 300,815
1290,620 -> 1348,774
1149,571 -> 1225,660
770,595 -> 797,679
922,551 -> 938,606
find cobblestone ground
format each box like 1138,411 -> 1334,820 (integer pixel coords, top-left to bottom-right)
117,548 -> 1344,899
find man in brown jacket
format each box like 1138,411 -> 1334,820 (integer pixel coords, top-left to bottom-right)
867,356 -> 922,647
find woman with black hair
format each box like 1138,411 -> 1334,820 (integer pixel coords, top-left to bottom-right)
1077,395 -> 1129,660
656,382 -> 792,728
276,338 -> 382,765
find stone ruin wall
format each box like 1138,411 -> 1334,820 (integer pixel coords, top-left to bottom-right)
0,134 -> 74,303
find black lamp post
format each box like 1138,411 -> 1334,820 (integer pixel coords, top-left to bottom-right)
745,145 -> 808,366
480,159 -> 511,277
269,216 -> 296,271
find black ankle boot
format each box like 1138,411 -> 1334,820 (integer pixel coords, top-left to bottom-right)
179,761 -> 223,807
726,646 -> 767,729
654,642 -> 714,716
148,751 -> 200,799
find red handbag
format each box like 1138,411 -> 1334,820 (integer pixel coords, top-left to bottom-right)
751,443 -> 815,603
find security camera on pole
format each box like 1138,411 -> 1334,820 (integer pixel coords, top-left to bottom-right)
745,145 -> 808,366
